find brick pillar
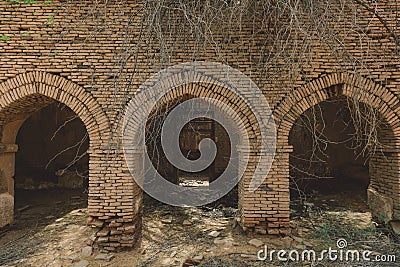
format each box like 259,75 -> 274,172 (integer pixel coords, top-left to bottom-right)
0,120 -> 26,228
88,148 -> 142,250
238,144 -> 291,235
0,143 -> 18,195
237,144 -> 253,229
268,147 -> 291,234
0,119 -> 26,196
0,143 -> 17,228
368,148 -> 400,221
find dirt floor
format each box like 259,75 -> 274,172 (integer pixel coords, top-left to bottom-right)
0,188 -> 399,267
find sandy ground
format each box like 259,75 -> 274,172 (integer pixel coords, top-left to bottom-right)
0,188 -> 399,267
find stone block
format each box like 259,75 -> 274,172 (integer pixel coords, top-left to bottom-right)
0,192 -> 13,228
367,188 -> 393,222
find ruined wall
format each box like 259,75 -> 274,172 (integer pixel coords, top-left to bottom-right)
0,0 -> 399,250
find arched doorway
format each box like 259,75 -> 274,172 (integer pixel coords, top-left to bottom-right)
0,72 -> 109,231
273,73 -> 400,233
0,100 -> 92,263
122,67 -> 269,264
145,93 -> 232,188
122,62 -> 272,239
142,88 -> 241,216
15,103 -> 89,191
288,96 -> 378,220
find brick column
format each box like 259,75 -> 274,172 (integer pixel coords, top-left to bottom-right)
88,147 -> 142,251
0,120 -> 26,228
238,144 -> 291,235
0,143 -> 18,228
369,147 -> 400,221
0,143 -> 18,195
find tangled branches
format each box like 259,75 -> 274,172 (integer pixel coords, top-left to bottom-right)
23,0 -> 398,190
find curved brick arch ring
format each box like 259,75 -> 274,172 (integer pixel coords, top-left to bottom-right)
146,81 -> 259,140
0,71 -> 110,146
274,73 -> 400,144
123,61 -> 277,206
271,72 -> 400,228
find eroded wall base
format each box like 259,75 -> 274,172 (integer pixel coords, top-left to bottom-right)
88,216 -> 142,251
0,193 -> 13,228
367,187 -> 393,223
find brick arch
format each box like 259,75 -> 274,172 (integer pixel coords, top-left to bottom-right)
123,68 -> 269,189
0,71 -> 110,145
145,81 -> 259,141
123,62 -> 275,234
274,73 -> 400,145
125,81 -> 264,147
124,79 -> 262,180
142,82 -> 255,190
0,72 -> 112,230
271,72 -> 400,227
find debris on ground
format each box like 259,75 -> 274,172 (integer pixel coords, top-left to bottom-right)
0,189 -> 399,266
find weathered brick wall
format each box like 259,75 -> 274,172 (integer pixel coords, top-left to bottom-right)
0,0 -> 399,250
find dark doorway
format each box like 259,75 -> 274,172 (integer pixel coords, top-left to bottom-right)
289,97 -> 370,212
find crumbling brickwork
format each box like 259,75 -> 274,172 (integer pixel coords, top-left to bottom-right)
0,0 -> 399,250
